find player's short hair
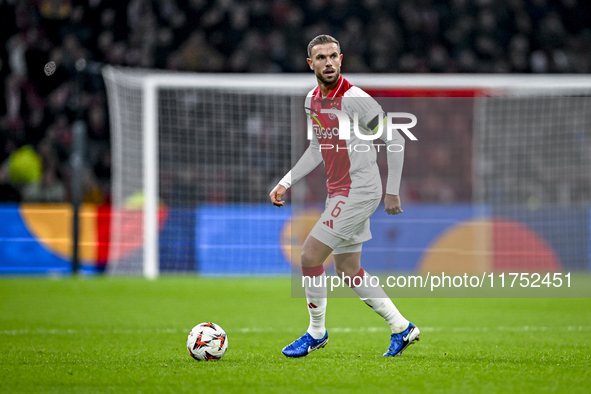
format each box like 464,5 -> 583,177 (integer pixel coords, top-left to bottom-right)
307,35 -> 341,58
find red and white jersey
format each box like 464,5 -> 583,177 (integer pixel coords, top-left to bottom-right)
280,75 -> 404,198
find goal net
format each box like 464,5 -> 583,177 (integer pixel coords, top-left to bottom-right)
102,68 -> 591,277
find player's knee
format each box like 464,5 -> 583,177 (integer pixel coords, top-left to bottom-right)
334,260 -> 359,278
300,246 -> 330,267
300,249 -> 316,267
337,266 -> 357,278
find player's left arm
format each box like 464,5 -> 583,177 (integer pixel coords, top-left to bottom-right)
376,117 -> 405,215
347,90 -> 406,216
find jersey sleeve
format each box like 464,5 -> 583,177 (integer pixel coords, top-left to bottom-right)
278,92 -> 323,189
278,143 -> 323,189
379,127 -> 405,195
344,86 -> 405,195
343,87 -> 383,133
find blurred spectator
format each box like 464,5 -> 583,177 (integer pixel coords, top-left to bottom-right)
6,145 -> 42,185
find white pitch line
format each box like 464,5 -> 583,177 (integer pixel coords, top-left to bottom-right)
0,326 -> 589,336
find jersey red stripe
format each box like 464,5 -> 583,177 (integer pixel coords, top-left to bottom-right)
311,76 -> 354,198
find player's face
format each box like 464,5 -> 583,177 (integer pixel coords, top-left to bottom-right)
307,43 -> 342,86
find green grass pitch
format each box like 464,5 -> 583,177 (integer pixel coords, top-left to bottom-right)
0,277 -> 589,393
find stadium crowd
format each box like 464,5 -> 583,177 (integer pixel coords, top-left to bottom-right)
0,0 -> 590,203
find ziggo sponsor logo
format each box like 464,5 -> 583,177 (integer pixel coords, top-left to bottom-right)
312,124 -> 340,140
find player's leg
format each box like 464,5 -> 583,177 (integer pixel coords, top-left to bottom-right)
333,249 -> 420,356
333,250 -> 409,333
301,235 -> 332,339
281,234 -> 332,357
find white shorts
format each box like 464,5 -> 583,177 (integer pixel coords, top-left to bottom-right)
309,194 -> 381,255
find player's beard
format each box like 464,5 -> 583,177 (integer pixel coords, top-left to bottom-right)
316,67 -> 340,87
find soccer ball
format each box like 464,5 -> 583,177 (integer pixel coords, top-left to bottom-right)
187,322 -> 228,361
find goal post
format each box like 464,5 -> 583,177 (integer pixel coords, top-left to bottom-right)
102,67 -> 591,277
142,77 -> 159,279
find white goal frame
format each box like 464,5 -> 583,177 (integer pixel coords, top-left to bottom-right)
104,67 -> 591,278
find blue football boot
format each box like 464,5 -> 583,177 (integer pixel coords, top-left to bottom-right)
383,322 -> 420,357
282,331 -> 329,358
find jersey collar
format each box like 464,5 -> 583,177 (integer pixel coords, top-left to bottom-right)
314,75 -> 346,100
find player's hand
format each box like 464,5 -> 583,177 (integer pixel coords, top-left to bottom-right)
269,184 -> 287,207
384,194 -> 403,215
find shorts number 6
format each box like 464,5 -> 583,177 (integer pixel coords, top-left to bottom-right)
331,201 -> 345,218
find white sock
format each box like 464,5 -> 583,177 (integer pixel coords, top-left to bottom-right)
349,267 -> 409,334
302,266 -> 327,339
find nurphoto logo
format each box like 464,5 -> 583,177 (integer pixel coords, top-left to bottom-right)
306,108 -> 418,152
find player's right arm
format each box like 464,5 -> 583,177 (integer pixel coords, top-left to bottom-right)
269,184 -> 287,207
270,91 -> 322,207
269,144 -> 323,207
